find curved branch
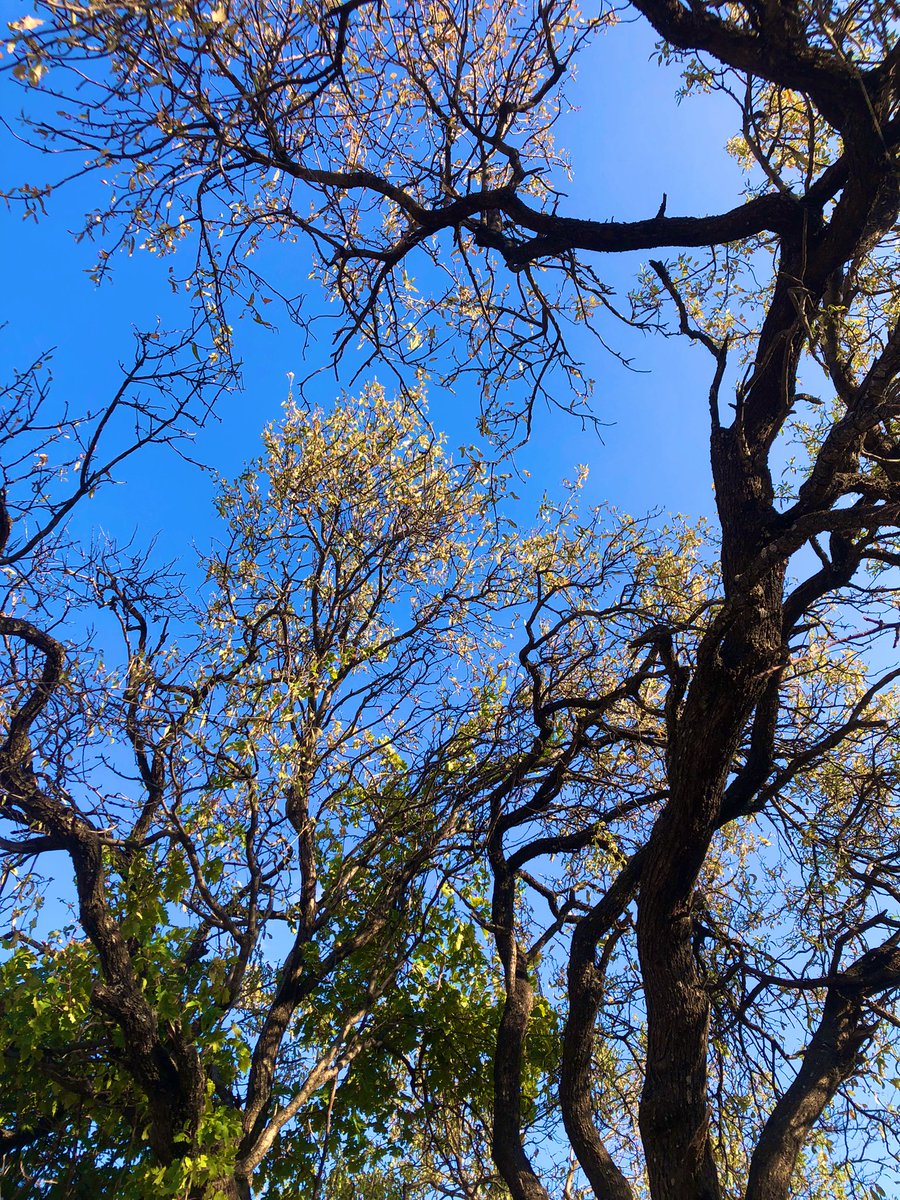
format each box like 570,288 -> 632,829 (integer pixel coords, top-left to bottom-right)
746,937 -> 900,1200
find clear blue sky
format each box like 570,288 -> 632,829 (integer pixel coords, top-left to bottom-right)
0,13 -> 748,567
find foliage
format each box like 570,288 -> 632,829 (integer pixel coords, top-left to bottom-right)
1,377 -> 650,1196
3,3 -> 900,1200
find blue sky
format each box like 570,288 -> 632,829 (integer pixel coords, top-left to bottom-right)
0,10 -> 749,959
0,12 -> 748,567
7,13 -> 900,1189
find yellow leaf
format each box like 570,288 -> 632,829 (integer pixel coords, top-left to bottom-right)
10,14 -> 44,31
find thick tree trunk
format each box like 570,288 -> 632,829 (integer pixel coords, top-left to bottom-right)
636,484 -> 787,1200
191,1173 -> 252,1200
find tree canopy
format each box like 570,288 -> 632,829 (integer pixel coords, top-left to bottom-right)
2,3 -> 900,1200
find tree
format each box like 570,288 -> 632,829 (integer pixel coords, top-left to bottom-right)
3,3 -> 900,1200
0,380 -> 545,1196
